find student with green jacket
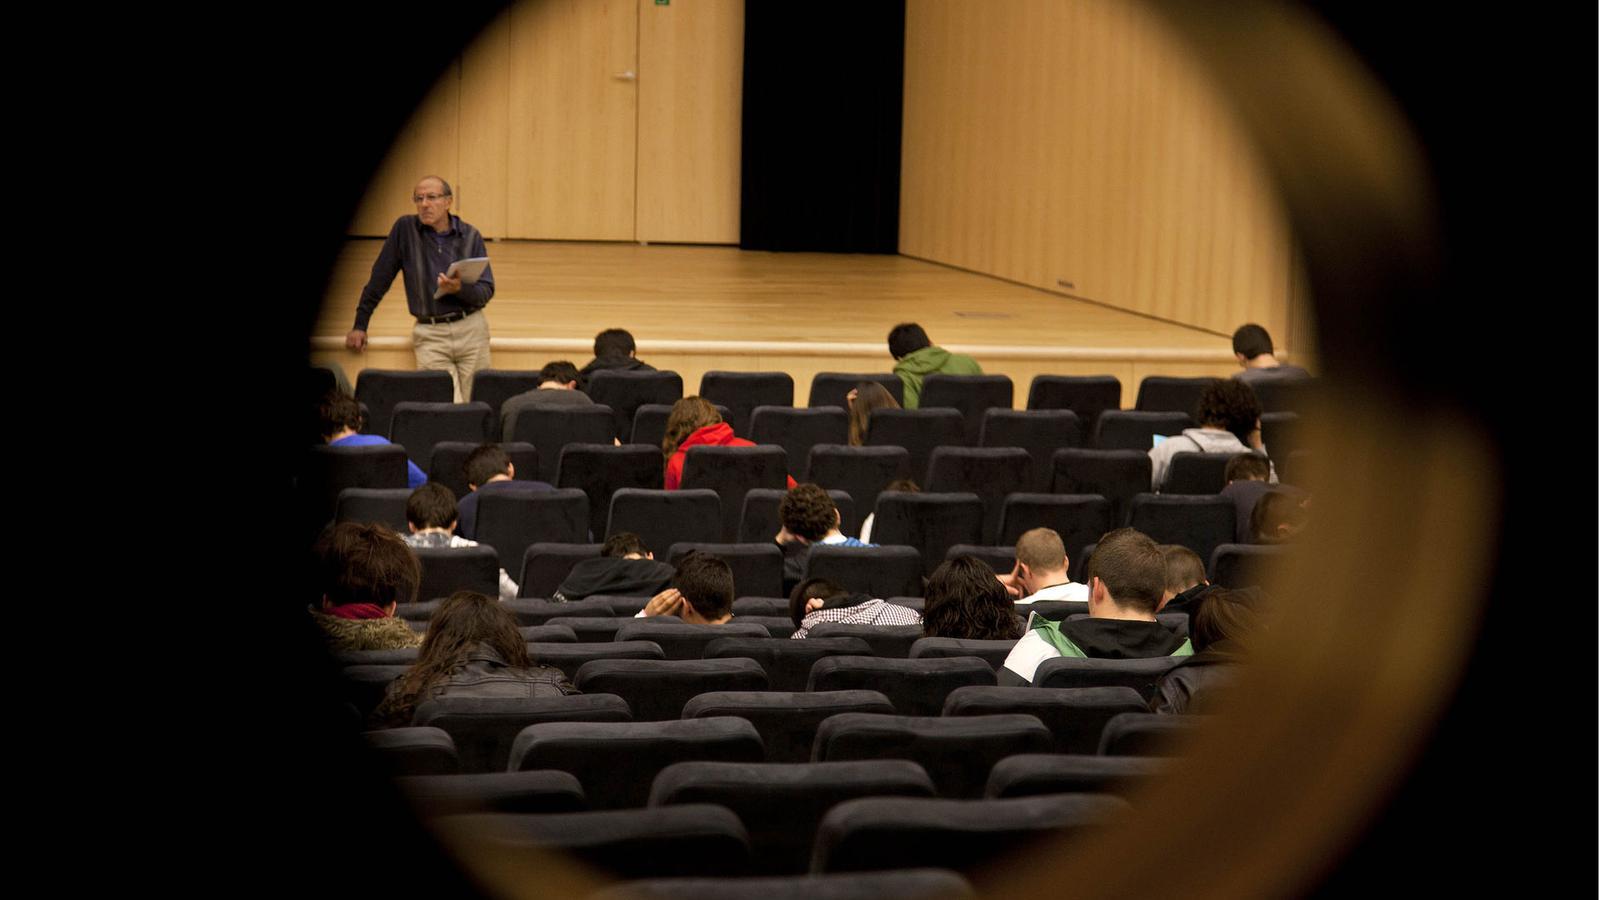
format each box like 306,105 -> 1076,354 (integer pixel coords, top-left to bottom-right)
887,322 -> 983,409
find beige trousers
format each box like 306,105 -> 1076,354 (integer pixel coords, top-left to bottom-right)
412,310 -> 492,403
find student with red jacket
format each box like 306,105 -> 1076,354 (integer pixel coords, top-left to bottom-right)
661,396 -> 797,490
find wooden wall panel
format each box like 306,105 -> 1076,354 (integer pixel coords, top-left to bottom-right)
506,0 -> 638,240
901,0 -> 1300,349
458,10 -> 513,238
636,0 -> 744,244
347,65 -> 461,237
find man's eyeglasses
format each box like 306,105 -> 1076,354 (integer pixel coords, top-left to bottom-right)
412,193 -> 450,204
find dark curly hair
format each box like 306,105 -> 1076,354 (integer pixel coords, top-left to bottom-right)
1195,379 -> 1263,444
779,483 -> 838,542
922,556 -> 1023,640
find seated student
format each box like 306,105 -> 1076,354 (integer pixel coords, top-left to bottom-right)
635,552 -> 736,625
774,483 -> 876,596
660,396 -> 797,491
1147,378 -> 1274,492
886,322 -> 982,410
1231,323 -> 1312,384
998,527 -> 1088,605
1155,543 -> 1214,616
787,577 -> 922,639
847,381 -> 900,446
368,590 -> 579,729
552,532 -> 676,603
1000,528 -> 1193,686
1220,452 -> 1276,543
400,482 -> 519,601
922,556 -> 1026,641
1251,490 -> 1310,544
455,443 -> 555,540
577,327 -> 656,390
309,522 -> 425,652
499,359 -> 593,434
1152,587 -> 1264,715
858,478 -> 919,544
319,391 -> 426,489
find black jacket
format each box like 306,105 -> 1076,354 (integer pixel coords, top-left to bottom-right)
370,644 -> 578,728
553,556 -> 676,603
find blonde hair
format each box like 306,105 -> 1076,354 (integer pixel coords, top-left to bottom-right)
848,382 -> 900,446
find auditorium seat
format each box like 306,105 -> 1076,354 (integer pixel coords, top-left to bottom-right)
979,409 -> 1084,492
748,406 -> 849,482
1134,375 -> 1214,414
996,493 -> 1112,554
299,444 -> 409,536
869,491 -> 985,576
804,624 -> 926,660
606,488 -> 721,556
355,369 -> 453,438
413,545 -> 500,601
806,656 -> 995,716
740,488 -> 858,543
808,372 -> 903,409
558,446 -> 667,539
363,726 -> 459,776
699,371 -> 795,437
574,658 -> 770,721
811,794 -> 1129,874
1260,411 -> 1303,473
1163,452 -> 1239,495
506,406 -> 616,483
510,717 -> 766,808
1251,375 -> 1318,414
526,641 -> 666,680
473,488 -> 590,574
907,637 -> 1017,671
919,374 -> 1014,444
389,400 -> 493,470
500,597 -> 614,625
667,543 -> 784,598
468,369 -> 542,423
1128,493 -> 1236,565
1050,449 -> 1152,526
739,615 -> 801,639
1098,712 -> 1204,756
398,770 -> 587,816
681,691 -> 897,764
702,636 -> 874,692
632,402 -> 732,451
1033,656 -> 1186,701
812,713 -> 1052,798
924,447 -> 1031,543
335,487 -> 410,533
806,445 -> 911,521
613,621 -> 772,661
518,542 -> 603,599
1209,542 -> 1288,588
681,445 -> 792,542
446,804 -> 751,878
803,545 -> 925,598
865,408 -> 966,482
1026,375 -> 1122,433
587,370 -> 685,442
731,597 -> 790,617
536,617 -> 632,643
413,693 -> 635,772
648,760 -> 936,875
517,624 -> 579,643
941,685 -> 1149,754
985,754 -> 1166,799
942,544 -> 1015,575
1093,410 -> 1194,451
429,441 -> 540,501
587,870 -> 975,900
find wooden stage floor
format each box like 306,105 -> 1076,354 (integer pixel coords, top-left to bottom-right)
310,241 -> 1247,408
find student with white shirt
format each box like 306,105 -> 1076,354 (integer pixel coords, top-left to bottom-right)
998,528 -> 1089,605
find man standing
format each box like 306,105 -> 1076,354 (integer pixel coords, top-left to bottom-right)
346,176 -> 495,403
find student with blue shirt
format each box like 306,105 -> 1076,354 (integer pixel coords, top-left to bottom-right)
319,392 -> 427,489
774,483 -> 874,595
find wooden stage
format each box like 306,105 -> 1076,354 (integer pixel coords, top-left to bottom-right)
310,241 -> 1271,408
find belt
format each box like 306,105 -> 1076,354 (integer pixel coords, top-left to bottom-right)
417,307 -> 477,326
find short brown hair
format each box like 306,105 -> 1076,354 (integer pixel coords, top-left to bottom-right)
1085,528 -> 1165,614
315,522 -> 421,608
1225,453 -> 1272,483
406,482 -> 458,530
673,552 -> 734,620
602,532 -> 649,558
1158,544 -> 1207,594
779,483 -> 838,542
318,391 -> 363,439
1191,588 -> 1263,651
1014,528 -> 1067,572
464,443 -> 512,488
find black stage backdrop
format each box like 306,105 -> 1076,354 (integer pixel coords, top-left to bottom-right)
740,1 -> 906,253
